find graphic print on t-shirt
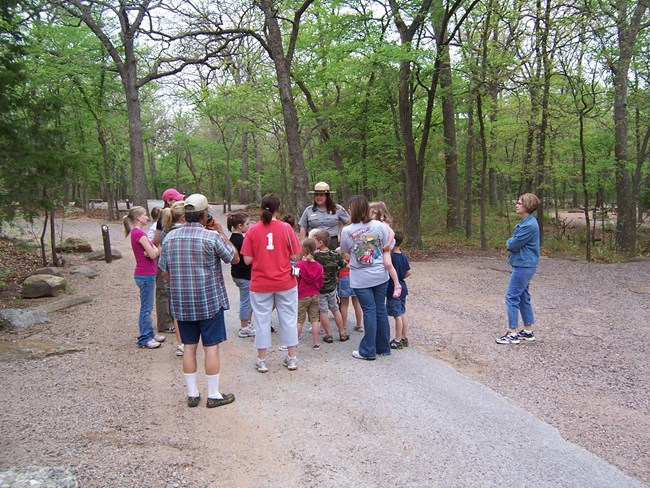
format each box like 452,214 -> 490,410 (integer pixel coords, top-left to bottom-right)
349,226 -> 382,266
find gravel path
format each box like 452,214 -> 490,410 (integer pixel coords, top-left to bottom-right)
0,210 -> 648,487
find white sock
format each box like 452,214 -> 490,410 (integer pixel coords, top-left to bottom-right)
184,372 -> 199,397
206,373 -> 223,399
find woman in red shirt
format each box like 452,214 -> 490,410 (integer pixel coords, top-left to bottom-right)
241,194 -> 301,373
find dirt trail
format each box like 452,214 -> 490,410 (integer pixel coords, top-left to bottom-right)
0,209 -> 648,487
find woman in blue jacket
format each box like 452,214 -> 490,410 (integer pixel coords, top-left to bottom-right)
496,193 -> 541,345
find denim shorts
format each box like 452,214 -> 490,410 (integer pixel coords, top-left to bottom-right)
319,289 -> 339,313
178,308 -> 227,347
386,296 -> 406,317
338,276 -> 355,298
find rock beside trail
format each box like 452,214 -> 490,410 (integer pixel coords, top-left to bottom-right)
21,274 -> 67,298
55,237 -> 93,253
32,267 -> 64,277
86,249 -> 122,261
70,265 -> 99,278
0,338 -> 83,362
0,309 -> 50,329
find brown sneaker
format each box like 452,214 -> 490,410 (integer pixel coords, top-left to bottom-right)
187,395 -> 201,407
206,393 -> 235,408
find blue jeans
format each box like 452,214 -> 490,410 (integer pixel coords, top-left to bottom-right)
135,276 -> 156,346
505,266 -> 537,330
233,277 -> 252,322
354,281 -> 390,359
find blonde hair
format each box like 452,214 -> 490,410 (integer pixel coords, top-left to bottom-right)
519,193 -> 540,213
122,206 -> 146,236
369,201 -> 392,224
301,238 -> 317,261
311,229 -> 330,248
162,201 -> 185,229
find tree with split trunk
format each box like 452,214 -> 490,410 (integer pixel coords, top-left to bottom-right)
47,0 -> 244,210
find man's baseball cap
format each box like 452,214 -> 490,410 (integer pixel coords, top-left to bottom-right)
184,194 -> 209,212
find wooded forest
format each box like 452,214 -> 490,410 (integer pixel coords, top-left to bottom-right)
1,0 -> 649,258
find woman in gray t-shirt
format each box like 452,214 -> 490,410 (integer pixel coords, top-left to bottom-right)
340,195 -> 391,361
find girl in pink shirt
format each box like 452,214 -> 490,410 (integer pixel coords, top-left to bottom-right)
123,206 -> 165,349
294,238 -> 324,350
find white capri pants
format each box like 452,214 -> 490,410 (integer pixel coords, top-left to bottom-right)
251,286 -> 298,350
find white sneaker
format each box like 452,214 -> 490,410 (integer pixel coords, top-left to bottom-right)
175,344 -> 184,356
278,344 -> 288,352
496,332 -> 520,345
283,356 -> 298,371
153,334 -> 166,343
255,358 -> 269,373
140,339 -> 161,349
238,325 -> 255,338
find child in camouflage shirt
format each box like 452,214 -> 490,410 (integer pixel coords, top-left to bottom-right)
312,229 -> 350,342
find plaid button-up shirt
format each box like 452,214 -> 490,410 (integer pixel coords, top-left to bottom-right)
159,222 -> 235,322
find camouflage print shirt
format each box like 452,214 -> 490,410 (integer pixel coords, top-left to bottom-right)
313,249 -> 347,294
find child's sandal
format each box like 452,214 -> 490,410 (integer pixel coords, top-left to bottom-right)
339,333 -> 350,342
323,335 -> 334,343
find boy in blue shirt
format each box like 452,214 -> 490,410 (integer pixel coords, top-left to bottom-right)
387,232 -> 411,349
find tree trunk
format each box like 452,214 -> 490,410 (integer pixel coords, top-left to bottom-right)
184,147 -> 201,194
488,88 -> 500,207
121,40 -> 148,209
257,0 -> 310,215
389,0 -> 435,247
534,0 -> 552,244
240,131 -> 250,204
580,114 -> 592,261
295,80 -> 346,198
398,59 -> 423,246
611,0 -> 646,255
439,46 -> 461,231
49,208 -> 60,266
146,140 -> 158,201
464,84 -> 476,239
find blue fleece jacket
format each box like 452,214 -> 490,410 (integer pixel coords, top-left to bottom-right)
506,214 -> 540,267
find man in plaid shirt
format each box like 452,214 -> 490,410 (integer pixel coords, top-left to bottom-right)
159,193 -> 239,409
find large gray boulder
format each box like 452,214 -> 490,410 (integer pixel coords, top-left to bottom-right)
21,274 -> 67,298
0,308 -> 50,329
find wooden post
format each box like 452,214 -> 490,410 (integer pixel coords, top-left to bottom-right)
101,224 -> 112,263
